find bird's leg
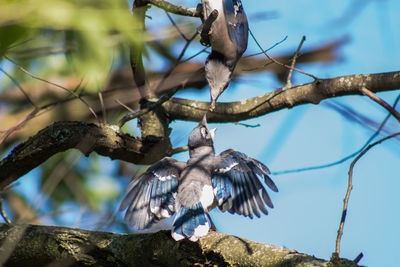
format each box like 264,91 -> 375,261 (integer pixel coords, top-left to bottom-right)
206,213 -> 217,231
200,9 -> 219,46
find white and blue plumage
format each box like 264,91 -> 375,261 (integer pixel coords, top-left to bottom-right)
202,0 -> 249,111
120,115 -> 278,242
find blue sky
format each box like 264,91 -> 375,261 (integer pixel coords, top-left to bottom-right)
170,0 -> 400,266
8,0 -> 400,266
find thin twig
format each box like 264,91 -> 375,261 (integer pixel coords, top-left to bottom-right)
154,31 -> 198,93
286,36 -> 306,87
98,92 -> 106,124
171,145 -> 189,154
244,35 -> 288,58
272,93 -> 400,175
334,132 -> 400,258
353,253 -> 364,264
115,99 -> 137,113
182,47 -> 209,62
165,11 -> 188,41
118,85 -> 181,127
233,122 -> 261,128
360,87 -> 400,123
248,28 -> 318,80
136,0 -> 200,17
119,31 -> 198,127
0,108 -> 40,146
5,56 -> 99,122
0,67 -> 38,108
0,198 -> 11,224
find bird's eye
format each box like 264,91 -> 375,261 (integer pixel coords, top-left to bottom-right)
200,127 -> 207,138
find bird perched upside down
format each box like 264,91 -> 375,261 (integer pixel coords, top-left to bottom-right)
201,0 -> 249,111
120,115 -> 277,241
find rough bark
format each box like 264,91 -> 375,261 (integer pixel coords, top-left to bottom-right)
164,71 -> 400,122
0,121 -> 172,190
0,223 -> 359,267
1,71 -> 400,190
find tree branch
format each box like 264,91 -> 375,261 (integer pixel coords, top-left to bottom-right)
0,223 -> 359,266
135,0 -> 200,17
333,132 -> 400,260
1,71 -> 400,188
163,71 -> 400,122
360,87 -> 400,123
0,121 -> 172,190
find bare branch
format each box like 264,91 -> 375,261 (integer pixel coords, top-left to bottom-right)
171,145 -> 189,155
360,87 -> 400,123
333,132 -> 400,259
1,71 -> 400,188
286,36 -> 306,87
272,93 -> 400,175
164,71 -> 400,122
0,108 -> 40,146
248,29 -> 319,81
0,67 -> 37,108
120,29 -> 198,127
5,56 -> 99,122
135,0 -> 200,17
0,122 -> 171,190
0,198 -> 11,224
165,11 -> 189,41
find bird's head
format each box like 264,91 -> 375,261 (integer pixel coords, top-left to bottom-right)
205,54 -> 233,111
188,114 -> 216,149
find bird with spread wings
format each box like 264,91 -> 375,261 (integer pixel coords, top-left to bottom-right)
120,115 -> 278,241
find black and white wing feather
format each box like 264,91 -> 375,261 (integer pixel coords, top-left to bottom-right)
223,0 -> 248,54
212,149 -> 278,219
119,157 -> 185,230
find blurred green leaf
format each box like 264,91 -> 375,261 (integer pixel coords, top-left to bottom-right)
0,0 -> 143,91
0,25 -> 29,57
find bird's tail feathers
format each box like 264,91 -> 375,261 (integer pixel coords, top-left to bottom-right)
172,203 -> 211,242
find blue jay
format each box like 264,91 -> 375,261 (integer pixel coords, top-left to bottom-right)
202,0 -> 249,111
120,115 -> 277,241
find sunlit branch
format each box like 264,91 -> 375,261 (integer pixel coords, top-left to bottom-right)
135,0 -> 200,17
0,198 -> 11,224
0,122 -> 150,190
164,71 -> 400,122
171,145 -> 189,155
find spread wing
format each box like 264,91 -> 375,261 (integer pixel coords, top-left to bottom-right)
119,157 -> 185,230
212,149 -> 278,219
224,0 -> 248,54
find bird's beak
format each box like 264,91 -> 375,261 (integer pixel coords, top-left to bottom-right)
209,128 -> 216,140
200,114 -> 208,127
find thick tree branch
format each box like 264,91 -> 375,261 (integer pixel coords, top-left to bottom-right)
163,71 -> 400,122
0,121 -> 172,190
0,224 -> 359,266
1,71 -> 399,188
